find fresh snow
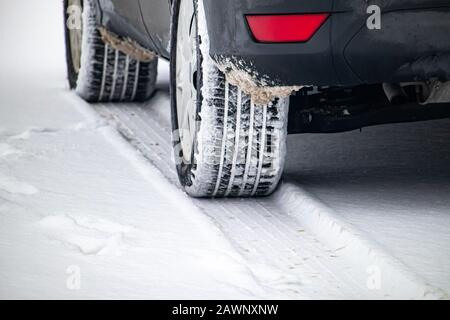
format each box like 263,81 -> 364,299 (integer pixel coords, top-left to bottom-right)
1,0 -> 449,300
0,0 -> 263,299
285,122 -> 450,294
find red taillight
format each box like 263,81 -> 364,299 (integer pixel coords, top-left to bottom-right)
246,13 -> 330,43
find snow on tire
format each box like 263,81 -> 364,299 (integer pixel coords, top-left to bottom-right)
171,0 -> 289,198
64,0 -> 157,102
192,82 -> 289,198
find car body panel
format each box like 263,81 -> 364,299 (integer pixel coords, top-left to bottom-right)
97,0 -> 450,86
332,1 -> 450,84
343,8 -> 450,84
97,0 -> 151,50
139,0 -> 171,58
201,0 -> 450,86
97,0 -> 171,58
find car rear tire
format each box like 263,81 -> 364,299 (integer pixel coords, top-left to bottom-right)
64,0 -> 158,102
171,0 -> 289,198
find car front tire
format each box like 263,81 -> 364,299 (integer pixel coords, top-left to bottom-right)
64,0 -> 158,102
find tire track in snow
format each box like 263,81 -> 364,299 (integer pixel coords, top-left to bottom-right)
38,214 -> 132,256
83,90 -> 445,299
0,173 -> 39,196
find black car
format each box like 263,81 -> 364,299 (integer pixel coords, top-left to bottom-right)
64,0 -> 450,197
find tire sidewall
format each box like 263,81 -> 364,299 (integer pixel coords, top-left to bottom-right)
64,0 -> 81,89
170,0 -> 202,188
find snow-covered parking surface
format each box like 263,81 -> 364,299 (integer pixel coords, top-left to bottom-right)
0,0 -> 449,299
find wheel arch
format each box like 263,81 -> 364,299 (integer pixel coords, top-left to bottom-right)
96,0 -> 160,54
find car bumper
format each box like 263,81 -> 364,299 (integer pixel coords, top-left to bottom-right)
203,0 -> 450,86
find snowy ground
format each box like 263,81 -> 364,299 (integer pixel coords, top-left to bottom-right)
0,0 -> 449,299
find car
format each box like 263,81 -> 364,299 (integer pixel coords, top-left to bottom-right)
64,0 -> 450,198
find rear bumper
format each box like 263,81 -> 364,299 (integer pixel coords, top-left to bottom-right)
203,0 -> 450,86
